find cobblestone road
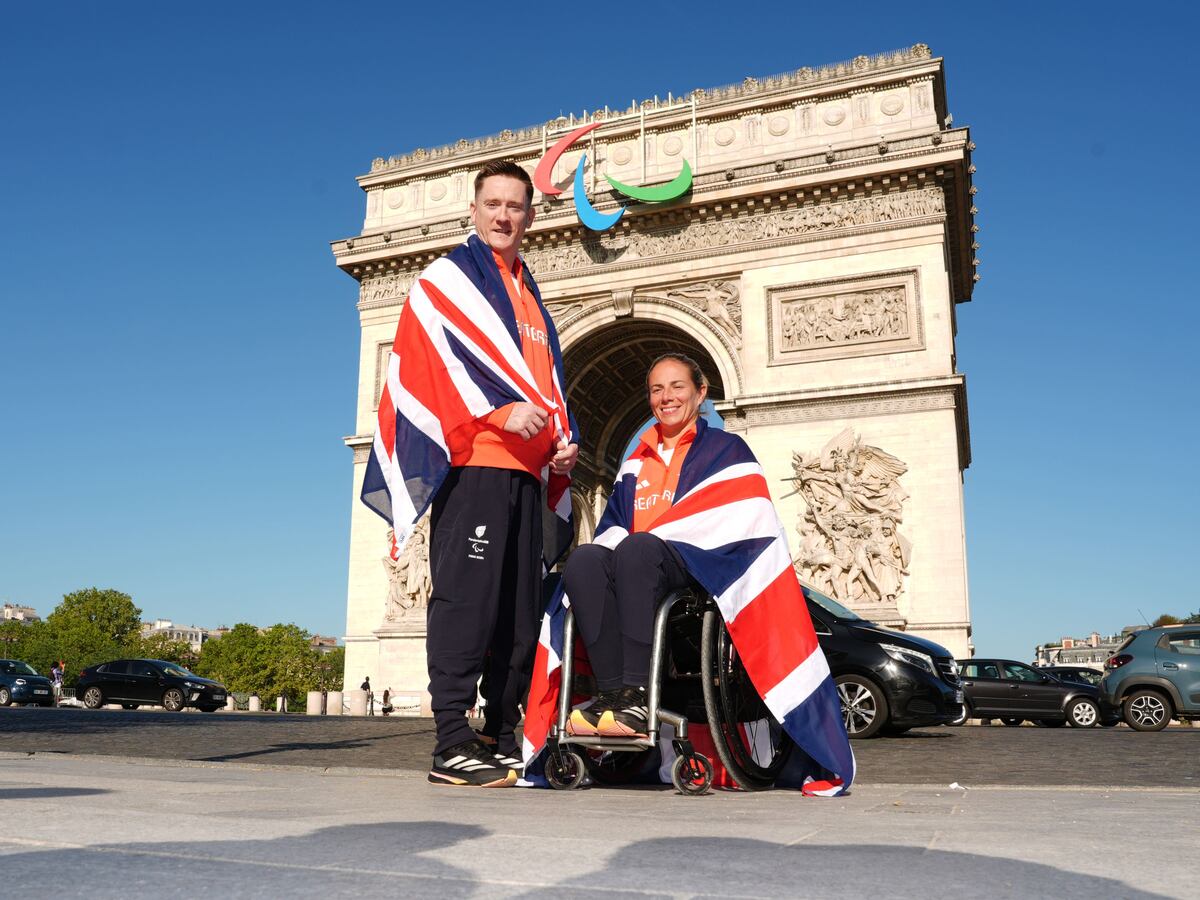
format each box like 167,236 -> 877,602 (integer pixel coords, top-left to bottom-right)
1,707 -> 1197,787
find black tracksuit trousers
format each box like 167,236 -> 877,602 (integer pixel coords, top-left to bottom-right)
427,466 -> 542,756
561,532 -> 692,692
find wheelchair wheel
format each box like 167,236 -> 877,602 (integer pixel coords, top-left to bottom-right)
671,752 -> 713,795
701,609 -> 793,791
545,749 -> 586,790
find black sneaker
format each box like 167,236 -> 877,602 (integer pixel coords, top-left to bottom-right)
474,730 -> 523,773
567,688 -> 623,736
597,686 -> 650,738
429,739 -> 518,787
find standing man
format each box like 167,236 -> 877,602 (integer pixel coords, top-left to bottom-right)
361,675 -> 374,715
362,160 -> 578,788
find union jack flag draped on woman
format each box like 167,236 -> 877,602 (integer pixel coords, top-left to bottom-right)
523,419 -> 855,794
361,234 -> 576,561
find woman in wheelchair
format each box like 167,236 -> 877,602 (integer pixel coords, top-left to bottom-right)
562,354 -> 707,739
526,353 -> 854,794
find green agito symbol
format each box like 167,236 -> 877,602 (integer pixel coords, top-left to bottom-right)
533,123 -> 693,231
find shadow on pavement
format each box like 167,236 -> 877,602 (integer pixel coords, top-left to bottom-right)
195,736 -> 394,763
0,787 -> 112,799
518,836 -> 1170,899
0,819 -> 1180,898
0,821 -> 489,899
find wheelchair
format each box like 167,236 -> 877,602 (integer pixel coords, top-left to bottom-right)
543,588 -> 795,795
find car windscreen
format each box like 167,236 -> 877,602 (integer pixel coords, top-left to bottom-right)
160,665 -> 196,679
2,661 -> 38,676
801,585 -> 862,621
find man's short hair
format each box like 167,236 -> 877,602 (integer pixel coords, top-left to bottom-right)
474,160 -> 534,207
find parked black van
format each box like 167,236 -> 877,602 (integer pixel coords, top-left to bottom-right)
803,585 -> 964,738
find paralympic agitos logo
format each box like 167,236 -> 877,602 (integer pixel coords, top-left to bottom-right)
532,122 -> 692,232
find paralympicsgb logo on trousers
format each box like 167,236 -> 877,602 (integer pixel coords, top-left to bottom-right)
468,524 -> 489,561
533,122 -> 692,232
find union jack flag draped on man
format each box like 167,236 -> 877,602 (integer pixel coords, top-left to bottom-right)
523,419 -> 855,795
361,234 -> 576,561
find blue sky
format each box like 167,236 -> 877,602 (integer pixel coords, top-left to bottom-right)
2,3 -> 1196,659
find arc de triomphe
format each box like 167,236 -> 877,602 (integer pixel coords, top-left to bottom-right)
331,45 -> 977,707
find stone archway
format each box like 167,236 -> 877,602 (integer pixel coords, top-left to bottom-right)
561,317 -> 724,543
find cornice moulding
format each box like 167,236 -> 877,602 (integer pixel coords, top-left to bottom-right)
356,46 -> 942,184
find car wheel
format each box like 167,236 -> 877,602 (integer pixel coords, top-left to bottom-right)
1123,689 -> 1171,732
835,675 -> 887,739
162,688 -> 185,712
1067,697 -> 1098,728
82,687 -> 104,709
1001,718 -> 1024,727
0,687 -> 11,707
1038,718 -> 1065,728
947,702 -> 970,726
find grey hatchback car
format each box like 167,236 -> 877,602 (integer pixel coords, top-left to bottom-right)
1100,626 -> 1200,731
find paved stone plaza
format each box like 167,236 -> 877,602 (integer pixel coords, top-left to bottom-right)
1,710 -> 1197,898
1,708 -> 1198,787
0,750 -> 1195,898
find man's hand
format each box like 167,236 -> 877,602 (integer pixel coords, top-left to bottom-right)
550,438 -> 579,475
502,402 -> 549,440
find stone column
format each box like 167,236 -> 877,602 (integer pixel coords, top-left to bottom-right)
306,691 -> 325,715
346,689 -> 368,716
326,690 -> 344,716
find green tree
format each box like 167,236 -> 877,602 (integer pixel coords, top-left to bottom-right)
313,646 -> 345,692
7,620 -> 57,676
259,623 -> 319,706
1185,611 -> 1200,625
196,624 -> 342,709
137,633 -> 199,669
0,620 -> 26,658
194,623 -> 264,695
50,588 -> 142,643
39,588 -> 143,683
1153,613 -> 1181,627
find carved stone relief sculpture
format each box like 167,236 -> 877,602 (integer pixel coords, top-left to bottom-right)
382,515 -> 432,628
791,428 -> 911,606
768,268 -> 922,366
639,279 -> 742,348
523,188 -> 944,278
780,285 -> 907,351
360,272 -> 416,306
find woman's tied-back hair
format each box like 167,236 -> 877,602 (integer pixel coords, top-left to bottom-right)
646,352 -> 708,393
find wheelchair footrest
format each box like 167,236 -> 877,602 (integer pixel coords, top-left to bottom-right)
556,735 -> 657,752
